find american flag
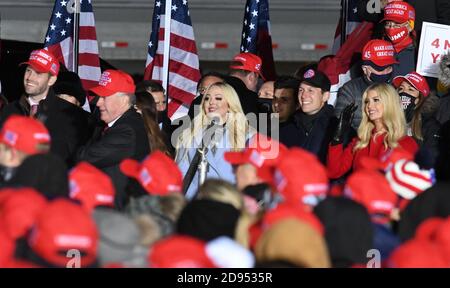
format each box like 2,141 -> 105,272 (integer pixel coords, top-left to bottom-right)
240,0 -> 276,81
332,0 -> 362,54
44,0 -> 101,92
144,0 -> 201,120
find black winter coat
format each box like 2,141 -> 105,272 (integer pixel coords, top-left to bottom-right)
76,108 -> 150,209
279,105 -> 338,164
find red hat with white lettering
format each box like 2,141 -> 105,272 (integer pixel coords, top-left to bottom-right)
382,2 -> 415,24
149,235 -> 216,268
90,69 -> 135,97
21,49 -> 60,76
224,133 -> 288,182
69,162 -> 115,212
393,72 -> 430,97
0,188 -> 47,240
27,199 -> 98,267
230,52 -> 265,80
270,148 -> 329,208
120,151 -> 183,195
0,115 -> 51,155
344,169 -> 397,224
362,39 -> 398,67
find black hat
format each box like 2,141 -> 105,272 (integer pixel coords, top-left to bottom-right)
53,71 -> 86,106
301,69 -> 331,92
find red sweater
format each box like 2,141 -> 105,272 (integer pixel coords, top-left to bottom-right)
327,133 -> 418,179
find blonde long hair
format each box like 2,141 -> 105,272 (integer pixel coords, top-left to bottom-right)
175,82 -> 251,160
354,83 -> 407,151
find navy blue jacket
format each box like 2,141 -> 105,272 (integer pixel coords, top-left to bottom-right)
279,105 -> 338,164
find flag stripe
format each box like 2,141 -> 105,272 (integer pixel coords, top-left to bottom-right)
44,0 -> 101,100
80,12 -> 95,27
144,0 -> 201,119
78,65 -> 102,82
160,16 -> 195,40
151,55 -> 201,83
79,26 -> 98,41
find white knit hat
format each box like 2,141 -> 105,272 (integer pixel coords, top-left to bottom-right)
385,159 -> 435,200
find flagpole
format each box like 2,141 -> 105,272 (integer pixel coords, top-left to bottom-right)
162,0 -> 172,107
73,0 -> 80,74
341,0 -> 348,47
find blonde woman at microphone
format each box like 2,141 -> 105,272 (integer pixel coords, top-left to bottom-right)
175,82 -> 255,199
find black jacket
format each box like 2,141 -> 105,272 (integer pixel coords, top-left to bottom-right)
334,76 -> 371,130
0,90 -> 92,167
76,108 -> 150,209
279,105 -> 338,164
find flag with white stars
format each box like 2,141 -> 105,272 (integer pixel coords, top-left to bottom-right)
144,0 -> 201,120
332,0 -> 362,54
239,0 -> 276,81
44,0 -> 101,93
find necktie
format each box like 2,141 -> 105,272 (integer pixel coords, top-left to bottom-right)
30,104 -> 39,117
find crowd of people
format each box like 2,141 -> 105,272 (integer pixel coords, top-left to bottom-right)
0,0 -> 449,268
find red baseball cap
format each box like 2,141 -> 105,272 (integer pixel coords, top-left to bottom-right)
388,239 -> 447,268
357,147 -> 414,172
28,199 -> 98,267
149,235 -> 216,268
0,188 -> 47,240
229,52 -> 265,80
0,229 -> 15,267
393,72 -> 430,97
0,115 -> 51,155
362,39 -> 398,67
120,151 -> 182,195
382,2 -> 415,24
262,203 -> 325,236
224,133 -> 288,181
21,49 -> 60,76
271,148 -> 329,208
90,69 -> 136,97
344,169 -> 397,224
69,162 -> 115,212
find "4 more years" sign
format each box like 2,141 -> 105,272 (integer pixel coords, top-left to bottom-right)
417,22 -> 450,78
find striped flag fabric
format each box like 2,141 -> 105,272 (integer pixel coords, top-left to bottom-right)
144,0 -> 201,120
239,0 -> 276,81
331,0 -> 362,54
318,21 -> 373,105
44,0 -> 101,93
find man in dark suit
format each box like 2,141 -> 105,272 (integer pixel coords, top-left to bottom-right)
0,49 -> 90,167
76,69 -> 150,209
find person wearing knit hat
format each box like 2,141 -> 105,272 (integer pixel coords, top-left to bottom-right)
382,2 -> 417,77
7,153 -> 69,200
92,208 -> 148,268
385,158 -> 435,211
313,197 -> 375,268
334,40 -> 398,130
0,115 -> 51,184
254,218 -> 331,268
53,71 -> 86,107
176,179 -> 250,246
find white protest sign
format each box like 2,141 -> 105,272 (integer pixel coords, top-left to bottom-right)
417,22 -> 450,78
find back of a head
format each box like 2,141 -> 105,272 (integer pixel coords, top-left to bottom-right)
93,208 -> 148,267
254,218 -> 331,268
313,197 -> 374,267
8,153 -> 69,199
